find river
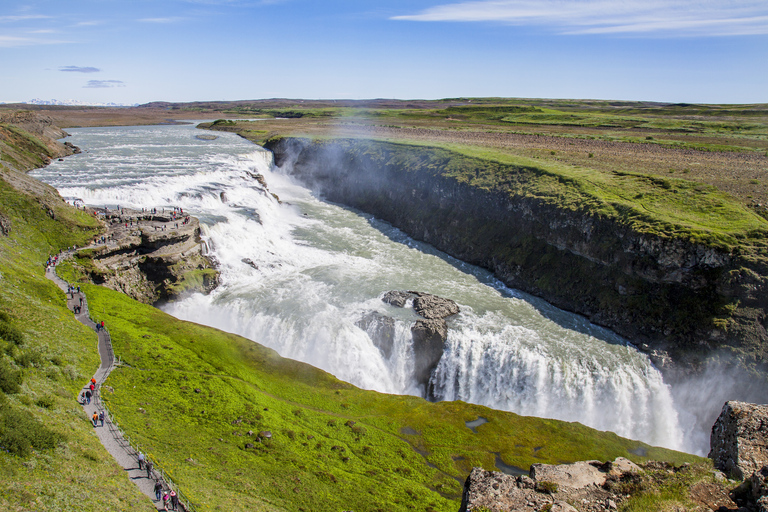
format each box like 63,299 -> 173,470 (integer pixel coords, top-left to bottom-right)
31,123 -> 704,453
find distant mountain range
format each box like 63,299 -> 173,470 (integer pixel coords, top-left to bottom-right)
4,99 -> 139,107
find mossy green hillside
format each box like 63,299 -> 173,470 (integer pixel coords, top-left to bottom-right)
79,282 -> 702,512
0,123 -> 58,172
0,170 -> 151,510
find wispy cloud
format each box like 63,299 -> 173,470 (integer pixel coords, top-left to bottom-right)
0,14 -> 51,22
138,17 -> 185,23
75,20 -> 104,27
60,66 -> 101,73
391,0 -> 768,37
84,80 -> 125,88
0,35 -> 70,47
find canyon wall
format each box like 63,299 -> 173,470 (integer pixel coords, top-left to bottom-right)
264,137 -> 768,376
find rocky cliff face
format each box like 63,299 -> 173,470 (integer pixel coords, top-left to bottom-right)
264,137 -> 768,377
74,209 -> 218,304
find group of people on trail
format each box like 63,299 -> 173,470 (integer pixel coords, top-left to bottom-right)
80,378 -> 97,404
91,410 -> 104,427
139,452 -> 179,509
45,254 -> 60,270
80,378 -> 105,427
95,320 -> 105,331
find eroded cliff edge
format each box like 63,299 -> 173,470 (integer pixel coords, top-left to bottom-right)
73,208 -> 219,305
264,136 -> 768,379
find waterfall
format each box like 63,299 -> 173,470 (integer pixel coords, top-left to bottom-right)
31,123 -> 707,454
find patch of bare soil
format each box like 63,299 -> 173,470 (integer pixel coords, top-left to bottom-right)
689,481 -> 738,511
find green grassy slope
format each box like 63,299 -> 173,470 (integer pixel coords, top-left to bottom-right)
64,281 -> 703,512
0,168 -> 154,510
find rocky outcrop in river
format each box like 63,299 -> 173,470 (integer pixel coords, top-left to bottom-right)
264,136 -> 768,381
357,291 -> 459,392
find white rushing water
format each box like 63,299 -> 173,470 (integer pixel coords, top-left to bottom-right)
32,123 -> 698,452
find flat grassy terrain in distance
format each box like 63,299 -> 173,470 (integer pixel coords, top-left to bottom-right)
17,98 -> 766,219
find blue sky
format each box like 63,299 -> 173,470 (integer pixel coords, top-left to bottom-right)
2,0 -> 766,104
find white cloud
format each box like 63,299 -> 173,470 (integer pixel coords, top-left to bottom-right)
391,0 -> 768,37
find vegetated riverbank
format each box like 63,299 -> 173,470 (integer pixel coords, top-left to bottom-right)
0,112 -> 707,512
261,136 -> 768,383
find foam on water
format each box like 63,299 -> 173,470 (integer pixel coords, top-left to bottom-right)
32,123 -> 701,453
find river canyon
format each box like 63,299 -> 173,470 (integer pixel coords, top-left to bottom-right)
29,122 -> 753,456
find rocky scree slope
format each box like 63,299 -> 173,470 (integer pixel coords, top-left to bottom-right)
264,137 -> 768,381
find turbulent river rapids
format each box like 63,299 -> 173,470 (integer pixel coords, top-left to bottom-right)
32,123 -> 710,454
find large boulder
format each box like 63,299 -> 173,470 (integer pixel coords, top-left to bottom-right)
709,401 -> 768,480
412,292 -> 460,320
530,461 -> 607,489
459,458 -> 643,512
382,290 -> 412,308
459,468 -> 549,512
382,290 -> 460,320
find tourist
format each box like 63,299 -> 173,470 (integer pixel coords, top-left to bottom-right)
85,389 -> 92,404
170,490 -> 178,510
91,412 -> 98,426
138,451 -> 145,470
146,459 -> 154,478
154,481 -> 163,500
99,411 -> 105,427
162,491 -> 170,510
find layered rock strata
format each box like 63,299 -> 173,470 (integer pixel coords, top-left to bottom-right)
75,208 -> 218,304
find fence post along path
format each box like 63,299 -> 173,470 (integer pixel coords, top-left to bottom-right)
46,251 -> 196,512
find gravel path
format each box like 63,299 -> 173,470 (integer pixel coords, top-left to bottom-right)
46,256 -> 184,512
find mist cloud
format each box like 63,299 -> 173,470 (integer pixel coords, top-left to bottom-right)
392,0 -> 768,37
